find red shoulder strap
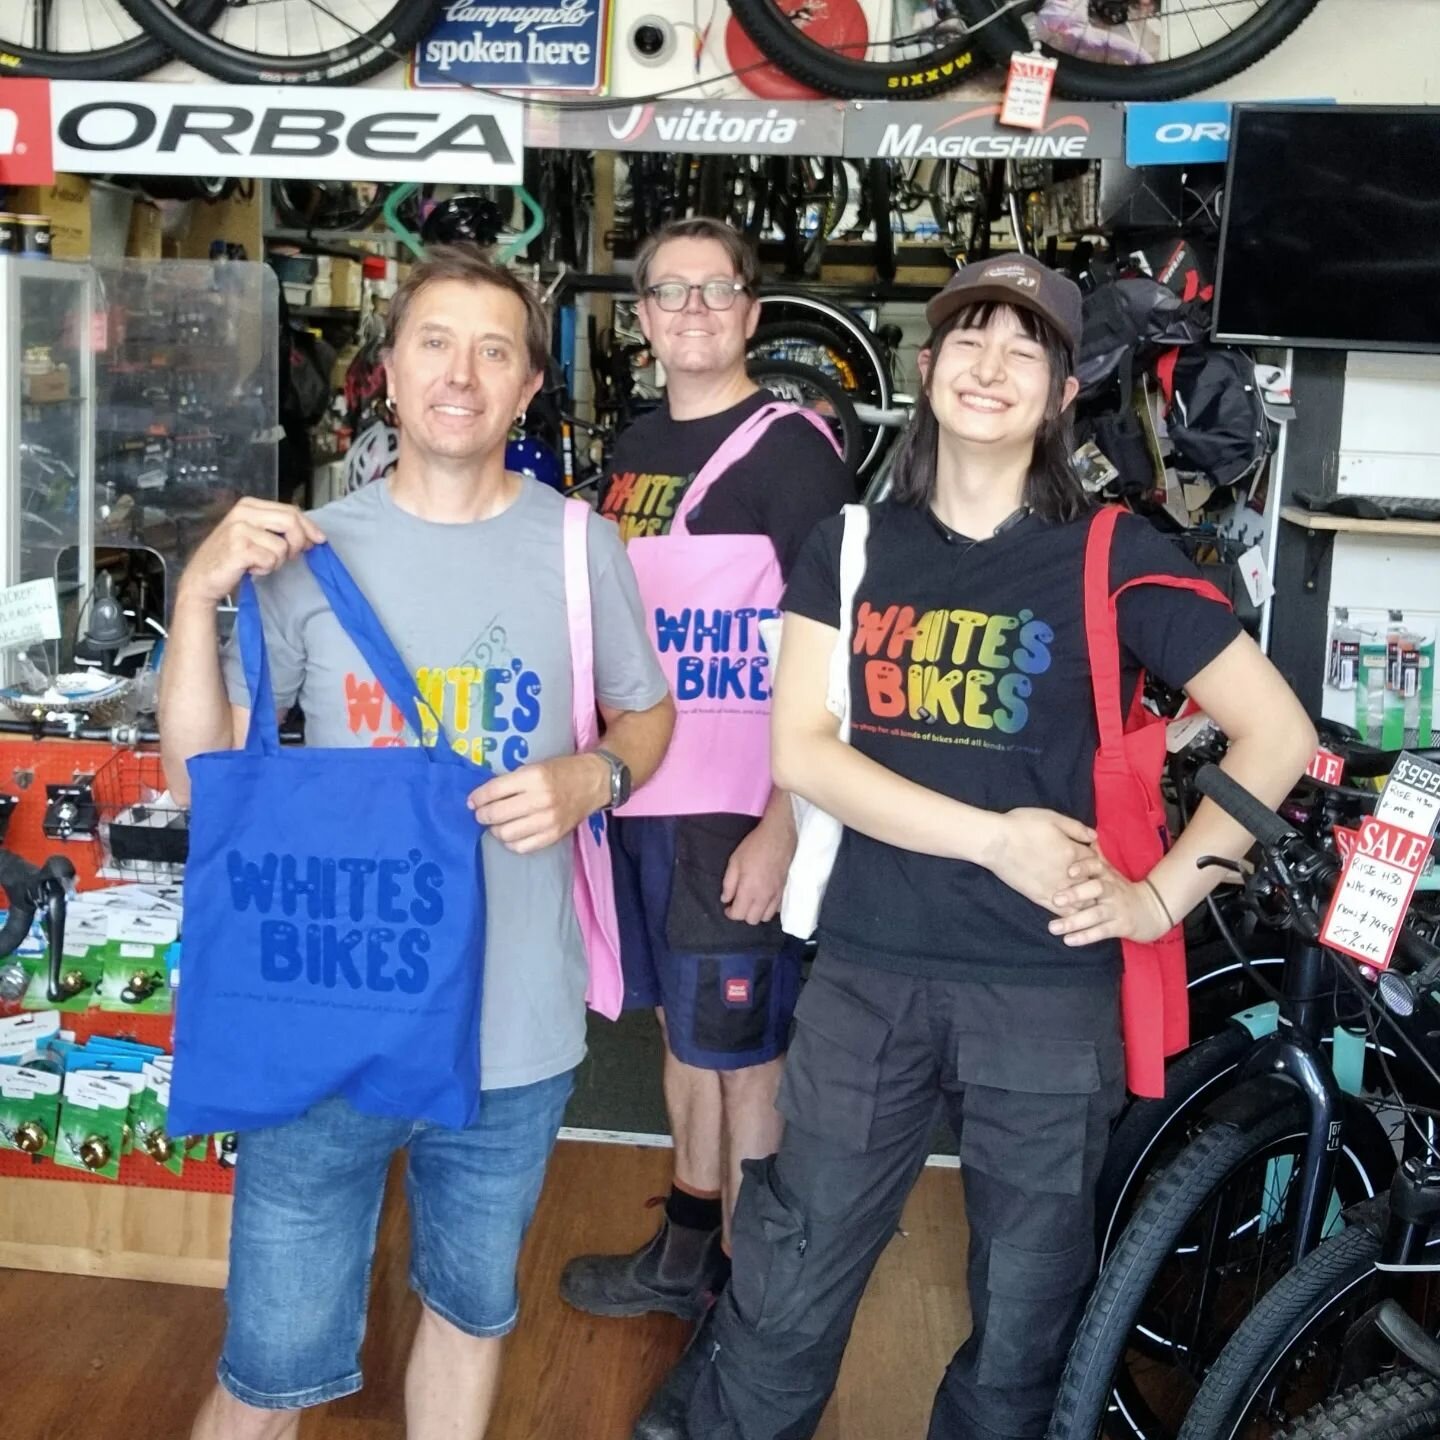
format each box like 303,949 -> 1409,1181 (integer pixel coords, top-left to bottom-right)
1084,508 -> 1234,747
1083,507 -> 1126,753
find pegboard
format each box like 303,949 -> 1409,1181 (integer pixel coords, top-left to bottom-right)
0,736 -> 234,1197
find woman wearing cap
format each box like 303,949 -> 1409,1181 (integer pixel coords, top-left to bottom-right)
633,256 -> 1316,1440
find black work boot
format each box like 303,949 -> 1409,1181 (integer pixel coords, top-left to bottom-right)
631,1304 -> 718,1440
560,1217 -> 727,1320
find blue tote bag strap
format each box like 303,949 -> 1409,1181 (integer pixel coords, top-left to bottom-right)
303,543 -> 461,760
238,574 -> 282,756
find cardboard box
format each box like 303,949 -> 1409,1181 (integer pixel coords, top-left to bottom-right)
10,173 -> 91,259
23,366 -> 71,404
127,200 -> 164,260
331,257 -> 363,310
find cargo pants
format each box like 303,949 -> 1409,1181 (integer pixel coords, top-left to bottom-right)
686,954 -> 1127,1440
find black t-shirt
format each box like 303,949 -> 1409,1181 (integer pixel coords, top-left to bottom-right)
600,390 -> 857,575
782,501 -> 1243,984
602,389 -> 856,952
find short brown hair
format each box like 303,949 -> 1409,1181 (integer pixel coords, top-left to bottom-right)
384,244 -> 549,377
634,218 -> 759,297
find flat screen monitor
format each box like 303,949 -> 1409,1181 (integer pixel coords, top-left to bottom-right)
1214,105 -> 1440,353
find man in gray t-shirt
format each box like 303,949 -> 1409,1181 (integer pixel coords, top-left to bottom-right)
160,248 -> 672,1440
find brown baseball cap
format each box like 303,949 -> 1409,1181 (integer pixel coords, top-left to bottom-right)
925,254 -> 1083,363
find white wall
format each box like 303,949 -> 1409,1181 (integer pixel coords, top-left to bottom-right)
1199,0 -> 1436,103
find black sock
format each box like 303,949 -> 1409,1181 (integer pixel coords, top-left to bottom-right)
665,1183 -> 722,1233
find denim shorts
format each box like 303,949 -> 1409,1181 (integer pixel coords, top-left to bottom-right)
218,1069 -> 574,1410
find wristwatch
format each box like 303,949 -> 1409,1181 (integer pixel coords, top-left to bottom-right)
594,748 -> 632,811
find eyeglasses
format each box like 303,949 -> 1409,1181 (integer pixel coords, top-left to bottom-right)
642,280 -> 749,313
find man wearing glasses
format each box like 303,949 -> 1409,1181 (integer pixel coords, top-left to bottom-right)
563,219 -> 853,1357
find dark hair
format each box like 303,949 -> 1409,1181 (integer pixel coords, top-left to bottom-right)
384,244 -> 549,377
889,301 -> 1090,524
634,217 -> 760,296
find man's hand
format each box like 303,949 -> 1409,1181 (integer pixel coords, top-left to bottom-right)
177,498 -> 326,608
468,755 -> 610,855
721,806 -> 798,926
1047,852 -> 1175,947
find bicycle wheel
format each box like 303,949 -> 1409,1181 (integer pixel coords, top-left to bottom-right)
953,0 -> 1321,101
1278,1372 -> 1440,1440
114,0 -> 443,84
272,182 -> 390,234
1051,1095 -> 1397,1440
756,293 -> 893,477
0,0 -> 223,78
746,359 -> 862,474
1177,1207 -> 1395,1440
1095,1025 -> 1253,1263
727,0 -> 979,100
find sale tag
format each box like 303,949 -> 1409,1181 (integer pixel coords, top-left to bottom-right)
1306,748 -> 1346,787
1237,545 -> 1275,607
1321,815 -> 1433,971
1375,752 -> 1440,839
1332,825 -> 1361,864
1000,50 -> 1059,131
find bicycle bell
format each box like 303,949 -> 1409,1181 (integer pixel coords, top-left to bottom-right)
121,970 -> 162,1005
142,1129 -> 175,1164
0,959 -> 28,1002
15,1120 -> 48,1155
78,1134 -> 111,1171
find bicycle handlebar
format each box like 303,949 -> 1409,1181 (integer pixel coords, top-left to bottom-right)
1195,765 -> 1298,851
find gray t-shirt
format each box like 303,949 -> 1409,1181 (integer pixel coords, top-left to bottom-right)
221,479 -> 667,1090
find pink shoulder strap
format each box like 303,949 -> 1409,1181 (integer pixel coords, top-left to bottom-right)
674,402 -> 842,534
563,499 -> 597,748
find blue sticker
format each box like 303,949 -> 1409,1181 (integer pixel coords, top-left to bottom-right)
414,2 -> 610,93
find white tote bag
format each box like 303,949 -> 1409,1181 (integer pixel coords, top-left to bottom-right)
759,503 -> 870,940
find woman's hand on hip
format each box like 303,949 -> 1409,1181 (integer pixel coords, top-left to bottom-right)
983,808 -> 1098,916
1048,852 -> 1174,947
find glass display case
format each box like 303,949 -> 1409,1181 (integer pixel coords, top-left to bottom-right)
0,257 -> 279,698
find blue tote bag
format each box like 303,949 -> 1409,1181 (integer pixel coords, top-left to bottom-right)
170,544 -> 491,1136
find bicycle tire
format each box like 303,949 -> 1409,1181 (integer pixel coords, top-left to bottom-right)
727,0 -> 979,100
113,0 -> 444,84
1094,1025 -> 1253,1263
756,292 -> 892,476
0,0 -> 224,79
1276,1372 -> 1440,1440
273,181 -> 390,235
1051,1096 -> 1397,1440
1177,1207 -> 1388,1440
746,359 -> 863,474
953,0 -> 1322,102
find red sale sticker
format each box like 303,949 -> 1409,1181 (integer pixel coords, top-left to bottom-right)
1000,51 -> 1058,131
0,80 -> 55,186
724,977 -> 751,1006
1306,748 -> 1345,787
1332,825 -> 1361,865
1321,815 -> 1433,972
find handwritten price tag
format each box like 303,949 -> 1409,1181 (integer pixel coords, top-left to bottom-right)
0,578 -> 61,651
1375,752 -> 1440,839
1321,815 -> 1433,971
1000,51 -> 1059,131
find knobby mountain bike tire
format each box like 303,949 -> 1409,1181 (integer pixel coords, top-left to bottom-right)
727,0 -> 980,100
0,0 -> 224,79
1277,1372 -> 1440,1440
1050,1096 -> 1396,1440
953,0 -> 1322,102
1177,1208 -> 1389,1440
114,0 -> 444,84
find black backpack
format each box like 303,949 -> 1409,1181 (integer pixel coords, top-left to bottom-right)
1168,348 -> 1271,486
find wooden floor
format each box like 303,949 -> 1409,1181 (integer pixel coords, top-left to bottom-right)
0,1141 -> 971,1440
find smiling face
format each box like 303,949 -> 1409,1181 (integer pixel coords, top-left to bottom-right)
635,235 -> 759,381
383,277 -> 543,468
920,304 -> 1076,452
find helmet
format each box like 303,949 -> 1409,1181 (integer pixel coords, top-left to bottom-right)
420,194 -> 508,250
505,435 -> 564,491
344,423 -> 400,494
